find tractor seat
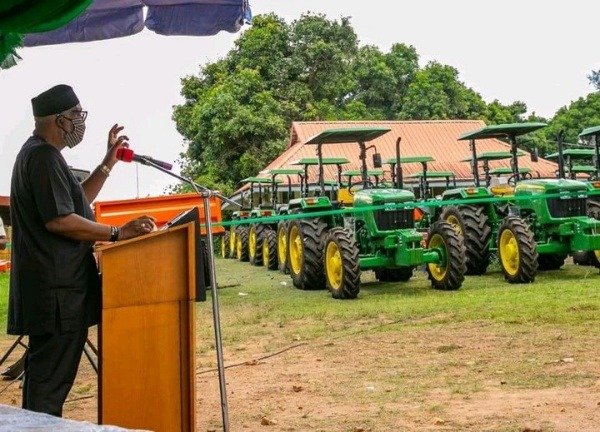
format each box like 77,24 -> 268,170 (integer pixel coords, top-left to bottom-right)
488,177 -> 513,196
337,188 -> 354,205
489,184 -> 514,196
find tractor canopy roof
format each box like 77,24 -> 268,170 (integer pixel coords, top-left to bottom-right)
304,127 -> 391,145
291,157 -> 350,166
579,126 -> 600,138
545,148 -> 596,159
406,170 -> 454,178
385,155 -> 434,164
459,151 -> 526,162
240,177 -> 282,184
342,169 -> 385,177
489,167 -> 532,175
566,165 -> 597,173
458,122 -> 547,141
268,168 -> 304,175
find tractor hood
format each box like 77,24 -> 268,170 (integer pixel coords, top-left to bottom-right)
353,188 -> 415,206
515,179 -> 589,195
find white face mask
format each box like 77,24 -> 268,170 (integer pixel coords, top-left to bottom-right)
58,115 -> 86,148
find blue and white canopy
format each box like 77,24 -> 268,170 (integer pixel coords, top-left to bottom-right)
24,0 -> 251,47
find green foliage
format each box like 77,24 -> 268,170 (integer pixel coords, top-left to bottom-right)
173,13 -> 562,190
543,92 -> 600,148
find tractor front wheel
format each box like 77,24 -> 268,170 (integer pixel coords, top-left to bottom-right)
497,216 -> 538,283
221,232 -> 230,259
261,229 -> 278,271
277,221 -> 289,273
249,224 -> 266,266
323,228 -> 360,299
584,200 -> 600,268
236,226 -> 250,262
287,218 -> 328,290
426,221 -> 466,290
440,205 -> 491,275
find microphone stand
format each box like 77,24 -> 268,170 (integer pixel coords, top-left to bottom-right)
138,157 -> 239,432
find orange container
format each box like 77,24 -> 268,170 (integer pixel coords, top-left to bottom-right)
94,193 -> 224,235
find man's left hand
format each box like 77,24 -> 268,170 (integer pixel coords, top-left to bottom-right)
103,124 -> 129,168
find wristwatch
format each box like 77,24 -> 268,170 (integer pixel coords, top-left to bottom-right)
109,225 -> 120,242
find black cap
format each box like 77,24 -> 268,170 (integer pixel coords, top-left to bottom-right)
31,84 -> 80,117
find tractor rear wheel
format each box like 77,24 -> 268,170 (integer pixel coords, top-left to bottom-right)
323,228 -> 360,299
228,226 -> 237,259
287,218 -> 328,290
497,216 -> 538,283
440,205 -> 491,275
585,200 -> 600,268
221,232 -> 230,259
537,254 -> 566,271
261,229 -> 278,271
249,224 -> 266,266
374,267 -> 413,282
426,221 -> 466,290
277,221 -> 289,273
236,226 -> 249,262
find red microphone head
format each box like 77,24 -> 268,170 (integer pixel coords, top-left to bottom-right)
116,147 -> 134,162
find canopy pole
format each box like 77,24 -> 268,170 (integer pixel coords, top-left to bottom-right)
470,139 -> 480,187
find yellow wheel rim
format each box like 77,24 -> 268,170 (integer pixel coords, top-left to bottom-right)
263,240 -> 270,267
236,236 -> 242,260
249,227 -> 257,259
221,237 -> 226,258
595,250 -> 600,261
499,229 -> 520,276
427,233 -> 448,281
325,240 -> 343,290
229,228 -> 236,255
289,225 -> 303,275
446,215 -> 462,236
277,227 -> 287,266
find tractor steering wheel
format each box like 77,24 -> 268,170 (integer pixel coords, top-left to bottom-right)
348,180 -> 375,194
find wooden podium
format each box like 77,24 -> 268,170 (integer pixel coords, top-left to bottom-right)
96,224 -> 196,432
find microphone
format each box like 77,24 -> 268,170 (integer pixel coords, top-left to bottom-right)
116,148 -> 173,171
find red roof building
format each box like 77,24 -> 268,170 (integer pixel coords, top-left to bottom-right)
267,120 -> 557,182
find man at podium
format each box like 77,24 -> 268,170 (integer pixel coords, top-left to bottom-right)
8,84 -> 156,417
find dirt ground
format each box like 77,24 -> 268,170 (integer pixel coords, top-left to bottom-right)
0,320 -> 598,432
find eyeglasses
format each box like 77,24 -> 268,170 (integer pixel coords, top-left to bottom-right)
71,110 -> 88,121
57,110 -> 88,122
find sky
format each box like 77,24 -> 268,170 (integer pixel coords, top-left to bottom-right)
1,0 -> 598,201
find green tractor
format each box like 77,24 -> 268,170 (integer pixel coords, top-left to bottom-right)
249,168 -> 305,271
548,127 -> 600,267
274,157 -> 350,274
441,122 -> 600,282
233,176 -> 281,263
285,127 -> 466,299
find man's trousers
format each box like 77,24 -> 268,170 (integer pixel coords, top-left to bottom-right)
22,326 -> 88,417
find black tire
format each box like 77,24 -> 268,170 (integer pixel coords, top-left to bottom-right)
236,226 -> 249,262
323,228 -> 360,299
287,218 -> 328,290
440,205 -> 491,275
261,229 -> 278,271
221,232 -> 230,259
249,224 -> 266,266
585,200 -> 600,268
425,221 -> 466,290
537,254 -> 566,271
374,267 -> 413,282
228,226 -> 237,259
277,221 -> 289,273
497,216 -> 538,283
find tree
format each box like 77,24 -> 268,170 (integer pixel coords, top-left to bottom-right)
398,62 -> 486,120
172,13 -> 533,191
543,92 -> 600,149
588,70 -> 600,91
